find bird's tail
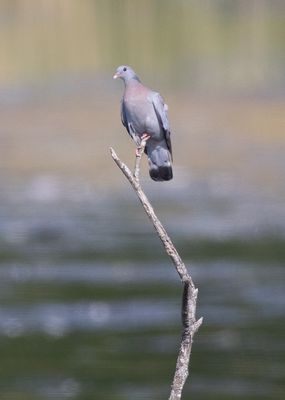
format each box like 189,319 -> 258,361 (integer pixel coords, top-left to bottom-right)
146,144 -> 173,181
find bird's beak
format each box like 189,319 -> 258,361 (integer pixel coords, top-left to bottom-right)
113,73 -> 119,79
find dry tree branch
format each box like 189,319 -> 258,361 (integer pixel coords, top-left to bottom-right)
110,139 -> 203,400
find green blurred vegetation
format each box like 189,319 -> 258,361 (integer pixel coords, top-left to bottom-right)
0,0 -> 284,93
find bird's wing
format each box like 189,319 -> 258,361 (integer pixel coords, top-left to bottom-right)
121,98 -> 140,146
151,92 -> 172,158
121,99 -> 130,134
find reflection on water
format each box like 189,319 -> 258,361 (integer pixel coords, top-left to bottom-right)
0,176 -> 284,399
0,93 -> 284,399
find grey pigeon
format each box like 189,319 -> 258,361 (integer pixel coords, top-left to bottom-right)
113,65 -> 173,181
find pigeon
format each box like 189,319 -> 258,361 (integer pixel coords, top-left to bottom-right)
113,65 -> 173,181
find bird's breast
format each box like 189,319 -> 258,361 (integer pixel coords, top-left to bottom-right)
124,98 -> 160,138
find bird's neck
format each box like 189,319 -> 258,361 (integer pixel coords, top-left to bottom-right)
124,76 -> 141,87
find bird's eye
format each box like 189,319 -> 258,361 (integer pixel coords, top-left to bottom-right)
123,67 -> 127,72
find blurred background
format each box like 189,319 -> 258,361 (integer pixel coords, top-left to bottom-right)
0,1 -> 285,399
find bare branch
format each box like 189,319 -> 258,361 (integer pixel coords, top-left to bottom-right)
110,142 -> 202,399
169,285 -> 203,400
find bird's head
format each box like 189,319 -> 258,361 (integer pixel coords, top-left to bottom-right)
113,65 -> 140,83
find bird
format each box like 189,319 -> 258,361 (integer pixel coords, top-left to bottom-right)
113,65 -> 173,181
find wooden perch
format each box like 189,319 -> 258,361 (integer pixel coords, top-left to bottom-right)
110,139 -> 202,400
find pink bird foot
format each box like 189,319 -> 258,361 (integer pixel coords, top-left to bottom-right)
135,134 -> 150,156
141,133 -> 151,141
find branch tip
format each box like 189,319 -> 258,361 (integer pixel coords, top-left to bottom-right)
194,317 -> 203,332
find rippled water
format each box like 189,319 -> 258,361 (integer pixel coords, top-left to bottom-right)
0,175 -> 284,399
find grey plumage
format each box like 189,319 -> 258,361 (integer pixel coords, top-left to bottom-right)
114,65 -> 173,181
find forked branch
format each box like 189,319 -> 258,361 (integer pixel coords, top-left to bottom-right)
110,139 -> 202,400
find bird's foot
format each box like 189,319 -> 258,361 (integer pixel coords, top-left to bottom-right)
141,133 -> 151,141
135,134 -> 150,157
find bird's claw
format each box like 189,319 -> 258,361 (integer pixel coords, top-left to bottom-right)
141,134 -> 151,141
135,134 -> 150,156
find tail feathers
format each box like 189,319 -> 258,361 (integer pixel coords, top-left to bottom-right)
147,145 -> 173,182
150,165 -> 173,181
